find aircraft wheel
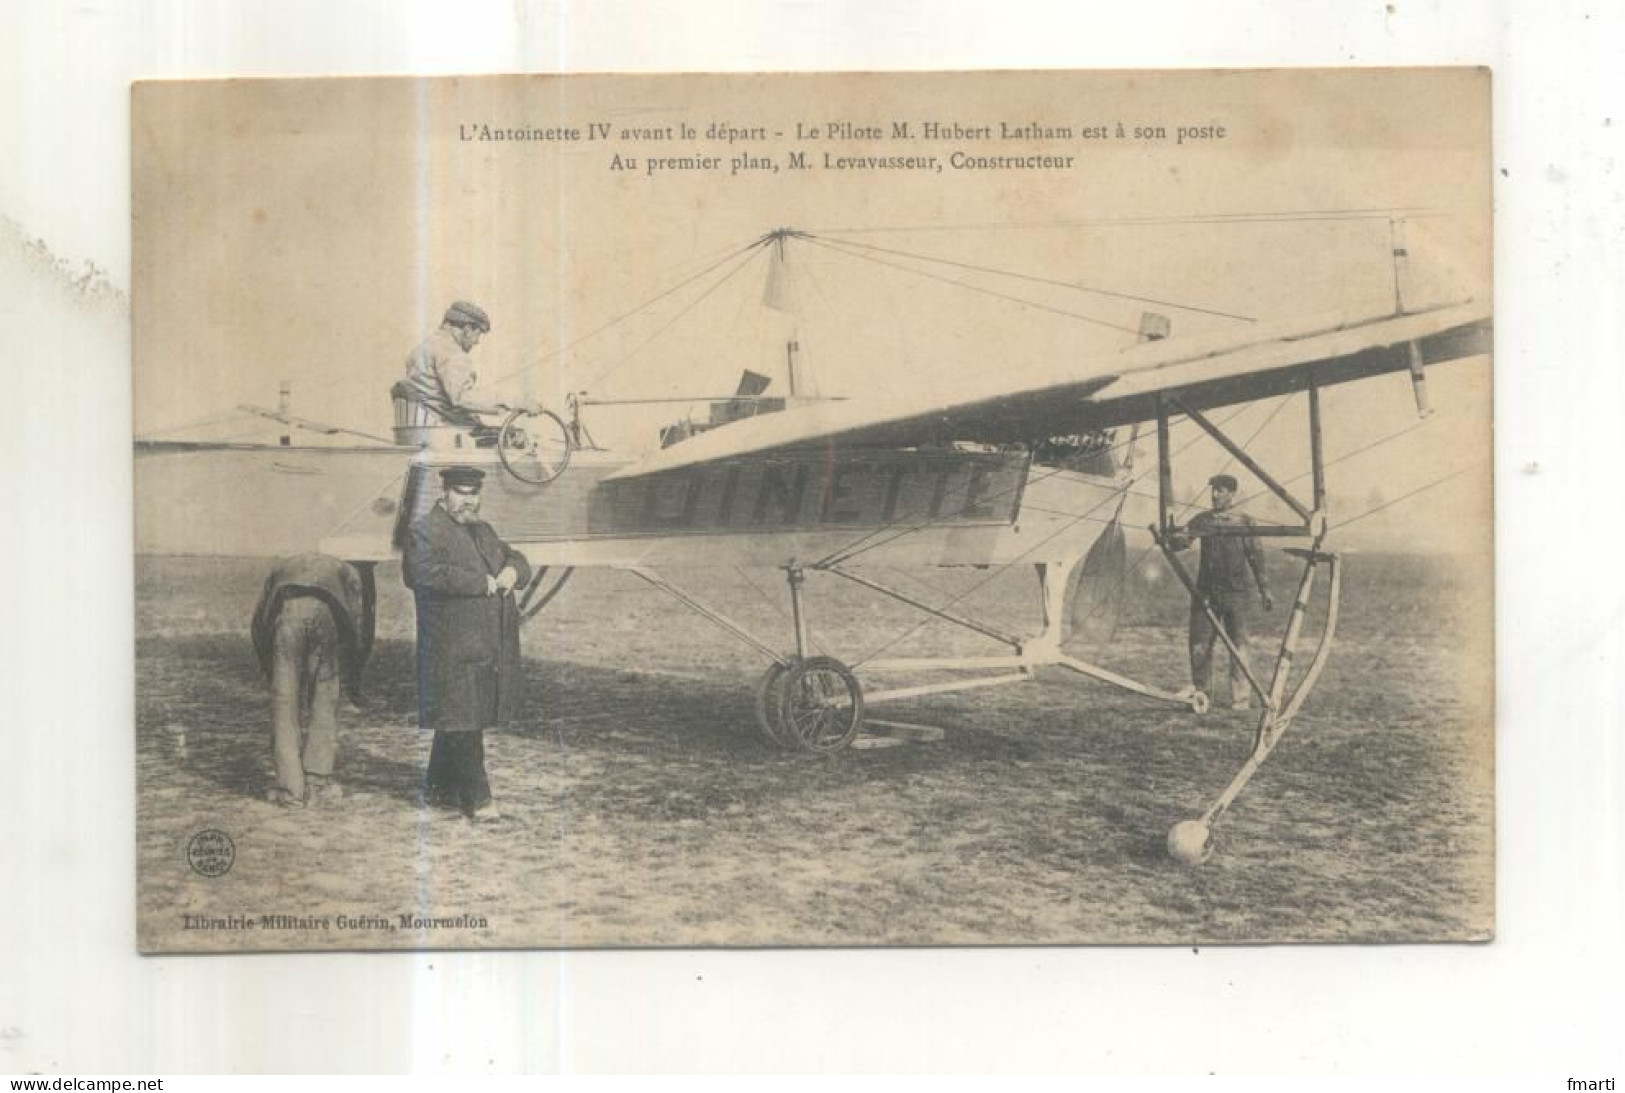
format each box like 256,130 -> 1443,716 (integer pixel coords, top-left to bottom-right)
753,661 -> 795,748
779,656 -> 865,754
498,408 -> 572,484
1186,689 -> 1210,715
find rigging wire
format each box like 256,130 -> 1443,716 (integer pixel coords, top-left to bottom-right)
485,232 -> 772,389
808,234 -> 1256,323
145,233 -> 774,425
1114,394 -> 1297,581
1212,393 -> 1297,492
801,234 -> 1144,336
573,243 -> 774,393
807,207 -> 1445,236
1233,416 -> 1436,511
779,240 -> 851,400
838,407 -> 1258,666
141,214 -> 1422,438
873,563 -> 1031,639
1121,409 -> 1450,590
1330,461 -> 1483,531
134,410 -> 262,441
847,454 -> 1168,670
817,402 -> 1239,570
731,566 -> 830,659
1021,498 -> 1158,520
652,234 -> 774,283
813,427 -> 1142,569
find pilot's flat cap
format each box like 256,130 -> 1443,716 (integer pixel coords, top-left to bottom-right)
440,466 -> 486,491
1208,473 -> 1239,491
443,301 -> 491,333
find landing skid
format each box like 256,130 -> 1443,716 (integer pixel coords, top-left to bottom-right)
1160,544 -> 1344,865
1152,386 -> 1347,865
621,378 -> 1359,865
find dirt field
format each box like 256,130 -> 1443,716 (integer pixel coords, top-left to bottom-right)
135,550 -> 1493,950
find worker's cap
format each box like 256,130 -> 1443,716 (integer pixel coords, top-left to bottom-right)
1208,473 -> 1239,491
443,301 -> 491,333
440,466 -> 486,492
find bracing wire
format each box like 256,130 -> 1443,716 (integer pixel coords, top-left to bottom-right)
1331,462 -> 1483,532
1233,416 -> 1436,512
809,449 -> 1111,570
818,400 -> 1241,570
875,563 -> 1032,641
486,232 -> 772,389
1129,410 -> 1460,586
135,410 -> 262,441
809,234 -> 1256,323
863,426 -> 1477,669
732,566 -> 828,659
1115,394 -> 1297,580
807,207 -> 1444,236
838,406 -> 1257,666
847,455 -> 1165,670
144,211 -> 1440,438
574,242 -> 774,393
833,388 -> 1471,668
800,234 -> 1144,336
163,233 -> 775,421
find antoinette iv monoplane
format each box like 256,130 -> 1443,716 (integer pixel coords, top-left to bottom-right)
135,221 -> 1491,863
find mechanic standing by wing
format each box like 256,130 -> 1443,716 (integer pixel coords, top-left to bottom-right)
1170,473 -> 1274,710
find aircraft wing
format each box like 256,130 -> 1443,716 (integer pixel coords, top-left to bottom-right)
605,298 -> 1491,481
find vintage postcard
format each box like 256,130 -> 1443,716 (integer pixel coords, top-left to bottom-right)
133,70 -> 1492,951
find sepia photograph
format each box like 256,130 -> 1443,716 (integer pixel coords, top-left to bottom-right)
131,69 -> 1493,952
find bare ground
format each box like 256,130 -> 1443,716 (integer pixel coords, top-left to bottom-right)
135,552 -> 1493,950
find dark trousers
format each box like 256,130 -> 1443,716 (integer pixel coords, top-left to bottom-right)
1189,591 -> 1256,707
270,599 -> 341,799
425,731 -> 491,814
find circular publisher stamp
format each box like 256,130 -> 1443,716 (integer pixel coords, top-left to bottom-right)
187,829 -> 235,877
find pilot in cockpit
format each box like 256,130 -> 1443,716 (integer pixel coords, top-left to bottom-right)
391,301 -> 541,446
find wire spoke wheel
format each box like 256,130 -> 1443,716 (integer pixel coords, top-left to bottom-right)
497,408 -> 573,484
779,656 -> 864,754
753,661 -> 795,748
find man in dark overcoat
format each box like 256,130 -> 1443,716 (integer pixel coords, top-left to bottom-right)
251,553 -> 373,807
402,465 -> 532,822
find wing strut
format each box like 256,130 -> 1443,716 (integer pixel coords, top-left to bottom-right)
1172,397 -> 1314,524
1150,383 -> 1345,865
